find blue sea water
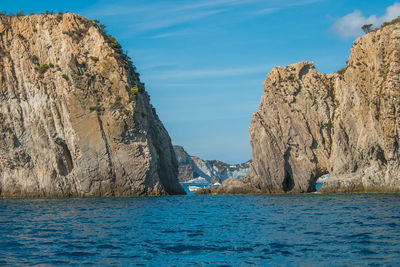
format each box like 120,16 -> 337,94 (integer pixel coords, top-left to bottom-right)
1,194 -> 400,266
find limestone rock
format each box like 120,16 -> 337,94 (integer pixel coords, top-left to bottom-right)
320,22 -> 400,193
211,21 -> 400,194
173,145 -> 250,184
0,13 -> 185,197
174,145 -> 197,182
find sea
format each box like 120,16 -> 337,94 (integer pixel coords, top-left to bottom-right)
1,194 -> 400,266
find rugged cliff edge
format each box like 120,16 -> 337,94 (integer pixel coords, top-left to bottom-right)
174,145 -> 250,184
0,13 -> 185,197
198,20 -> 400,195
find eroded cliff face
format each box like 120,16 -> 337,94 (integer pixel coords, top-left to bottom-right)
0,13 -> 185,197
245,62 -> 334,193
198,21 -> 400,195
321,21 -> 400,193
173,145 -> 250,184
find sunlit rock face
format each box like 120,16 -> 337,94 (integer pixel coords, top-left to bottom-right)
0,13 -> 185,197
198,22 -> 400,195
320,22 -> 400,193
173,145 -> 250,185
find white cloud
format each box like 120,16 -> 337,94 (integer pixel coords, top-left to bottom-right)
332,2 -> 400,38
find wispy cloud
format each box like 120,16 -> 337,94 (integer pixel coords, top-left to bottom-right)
132,9 -> 223,32
250,0 -> 321,16
84,0 -> 322,35
149,30 -> 190,39
331,2 -> 400,38
168,0 -> 255,13
146,65 -> 269,80
83,3 -> 150,17
139,62 -> 178,70
251,7 -> 277,16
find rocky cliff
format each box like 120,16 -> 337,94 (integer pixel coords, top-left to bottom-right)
198,19 -> 400,195
173,145 -> 250,184
0,13 -> 185,197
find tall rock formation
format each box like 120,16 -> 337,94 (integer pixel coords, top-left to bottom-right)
198,19 -> 400,195
320,21 -> 400,193
0,13 -> 185,197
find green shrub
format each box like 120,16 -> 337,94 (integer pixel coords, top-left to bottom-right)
288,74 -> 296,81
89,56 -> 99,62
114,100 -> 122,107
38,64 -> 50,75
62,74 -> 68,80
361,24 -> 373,33
91,19 -> 100,26
131,85 -> 139,97
56,12 -> 63,21
73,29 -> 82,38
31,55 -> 39,62
381,16 -> 400,28
63,29 -> 84,41
89,106 -> 97,112
337,66 -> 347,75
123,109 -> 130,115
49,63 -> 54,68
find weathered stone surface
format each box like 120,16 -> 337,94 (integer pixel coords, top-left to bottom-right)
204,21 -> 400,195
320,22 -> 400,193
245,61 -> 334,193
174,145 -> 196,182
0,13 -> 185,197
173,145 -> 250,183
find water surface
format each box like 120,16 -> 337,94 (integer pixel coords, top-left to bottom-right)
1,194 -> 399,265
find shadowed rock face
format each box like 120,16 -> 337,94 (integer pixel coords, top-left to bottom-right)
0,13 -> 185,197
198,22 -> 400,195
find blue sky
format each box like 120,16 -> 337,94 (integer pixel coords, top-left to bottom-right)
2,1 -> 400,163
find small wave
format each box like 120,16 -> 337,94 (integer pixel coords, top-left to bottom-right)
56,251 -> 100,257
97,244 -> 121,250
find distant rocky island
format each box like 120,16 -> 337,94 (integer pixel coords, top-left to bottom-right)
198,19 -> 400,195
0,12 -> 185,197
173,145 -> 250,186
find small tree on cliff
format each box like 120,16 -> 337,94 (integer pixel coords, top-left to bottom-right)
362,24 -> 373,34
